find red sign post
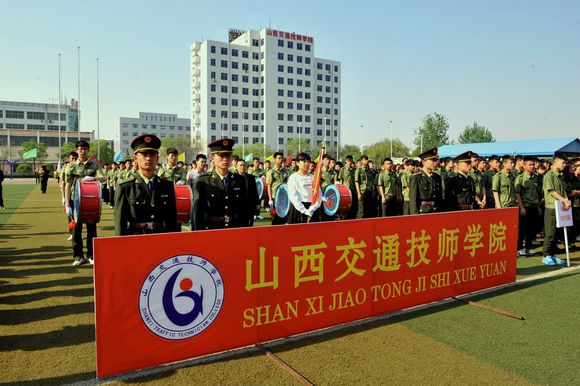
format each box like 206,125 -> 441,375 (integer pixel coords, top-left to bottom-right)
94,208 -> 518,379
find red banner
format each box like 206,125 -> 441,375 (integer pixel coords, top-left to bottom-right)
94,208 -> 518,378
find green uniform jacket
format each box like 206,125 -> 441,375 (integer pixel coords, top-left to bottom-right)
337,167 -> 356,190
514,172 -> 540,207
543,169 -> 566,209
492,170 -> 516,207
354,167 -> 374,191
469,169 -> 484,199
400,171 -> 411,202
377,170 -> 398,199
266,166 -> 290,199
482,169 -> 497,206
409,169 -> 443,214
114,173 -> 178,235
157,164 -> 187,183
193,170 -> 249,230
445,172 -> 476,210
321,166 -> 336,191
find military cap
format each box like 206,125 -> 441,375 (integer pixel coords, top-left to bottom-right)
454,151 -> 473,163
131,134 -> 161,154
418,147 -> 438,160
166,147 -> 178,155
208,138 -> 235,154
523,156 -> 536,162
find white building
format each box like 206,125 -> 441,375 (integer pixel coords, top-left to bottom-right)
0,100 -> 91,163
114,112 -> 191,157
190,28 -> 341,155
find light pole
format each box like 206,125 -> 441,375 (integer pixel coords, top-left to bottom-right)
220,113 -> 224,139
96,57 -> 101,159
360,124 -> 364,154
277,125 -> 282,153
298,122 -> 301,154
58,53 -> 62,156
389,120 -> 393,159
241,112 -> 245,158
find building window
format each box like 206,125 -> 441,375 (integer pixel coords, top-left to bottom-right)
253,137 -> 259,144
210,58 -> 216,66
210,97 -> 216,105
278,101 -> 284,108
278,137 -> 284,145
232,49 -> 238,57
232,86 -> 238,94
232,124 -> 239,131
244,137 -> 249,144
6,110 -> 24,119
278,77 -> 284,84
252,52 -> 259,59
221,47 -> 228,55
242,75 -> 249,83
287,54 -> 293,62
210,45 -> 216,53
278,113 -> 284,120
278,39 -> 284,47
242,100 -> 249,107
287,102 -> 293,109
297,43 -> 303,50
287,90 -> 294,97
305,44 -> 311,52
141,124 -> 147,129
287,114 -> 293,121
305,127 -> 311,134
242,63 -> 249,71
287,78 -> 293,86
278,64 -> 284,72
210,84 -> 216,92
221,73 -> 228,80
317,129 -> 322,136
231,61 -> 238,69
26,112 -> 45,120
221,98 -> 228,105
232,74 -> 238,81
305,69 -> 311,76
287,41 -> 293,49
305,57 -> 311,64
232,112 -> 238,119
287,66 -> 293,74
232,99 -> 239,106
252,39 -> 259,47
221,85 -> 228,93
242,50 -> 248,58
278,89 -> 284,96
278,52 -> 284,60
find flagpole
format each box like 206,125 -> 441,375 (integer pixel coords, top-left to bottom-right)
77,46 -> 81,140
242,112 -> 245,158
96,57 -> 100,159
58,53 -> 62,158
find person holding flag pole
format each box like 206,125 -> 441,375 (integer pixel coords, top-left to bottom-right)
287,147 -> 324,224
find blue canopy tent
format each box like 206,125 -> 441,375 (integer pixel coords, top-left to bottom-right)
438,137 -> 580,158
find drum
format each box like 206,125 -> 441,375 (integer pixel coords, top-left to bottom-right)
256,176 -> 268,200
274,184 -> 291,218
73,179 -> 102,223
174,184 -> 193,223
323,184 -> 352,216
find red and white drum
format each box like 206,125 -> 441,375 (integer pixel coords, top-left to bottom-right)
256,176 -> 268,200
174,184 -> 193,223
73,179 -> 102,223
323,184 -> 352,216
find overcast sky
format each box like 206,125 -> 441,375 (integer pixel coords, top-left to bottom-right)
1,0 -> 578,149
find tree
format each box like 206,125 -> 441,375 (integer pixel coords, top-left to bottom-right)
160,135 -> 195,164
232,142 -> 274,161
458,122 -> 495,144
285,138 -> 312,157
59,140 -> 114,163
339,144 -> 362,162
18,140 -> 48,161
413,112 -> 450,155
88,140 -> 114,164
365,138 -> 411,163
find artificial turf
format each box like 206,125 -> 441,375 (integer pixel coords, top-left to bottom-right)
0,182 -> 578,385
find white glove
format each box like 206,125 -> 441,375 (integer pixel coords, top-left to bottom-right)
176,180 -> 186,185
321,195 -> 327,203
304,208 -> 313,218
82,176 -> 95,181
66,206 -> 73,217
61,197 -> 66,206
268,200 -> 274,208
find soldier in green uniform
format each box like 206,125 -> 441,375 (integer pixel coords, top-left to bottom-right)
492,155 -> 517,209
106,162 -> 118,209
445,151 -> 476,211
114,134 -> 178,236
193,138 -> 249,230
514,156 -> 542,256
542,153 -> 571,265
64,141 -> 105,266
248,157 -> 263,178
568,158 -> 580,244
483,155 -> 500,208
157,147 -> 187,184
377,157 -> 400,216
409,148 -> 443,215
355,155 -> 376,218
337,155 -> 358,219
469,154 -> 487,209
513,155 -> 524,178
266,152 -> 291,225
400,159 -> 414,215
321,154 -> 336,191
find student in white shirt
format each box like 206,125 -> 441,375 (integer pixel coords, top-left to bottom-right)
287,152 -> 323,223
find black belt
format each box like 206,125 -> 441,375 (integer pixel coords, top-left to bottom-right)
208,215 -> 233,224
132,222 -> 159,230
421,201 -> 435,206
457,204 -> 474,210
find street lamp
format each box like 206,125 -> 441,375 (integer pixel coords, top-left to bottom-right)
360,124 -> 364,154
298,122 -> 301,154
389,120 -> 393,159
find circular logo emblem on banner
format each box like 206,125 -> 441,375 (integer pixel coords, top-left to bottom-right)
139,255 -> 224,340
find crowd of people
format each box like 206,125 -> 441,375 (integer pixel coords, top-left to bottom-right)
57,135 -> 580,267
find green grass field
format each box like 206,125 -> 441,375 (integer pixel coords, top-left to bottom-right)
1,181 -> 578,385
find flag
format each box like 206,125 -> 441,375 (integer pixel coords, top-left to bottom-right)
311,146 -> 325,205
57,158 -> 62,173
114,152 -> 123,162
244,153 -> 253,163
284,155 -> 293,166
265,154 -> 275,163
22,148 -> 38,159
89,156 -> 105,168
177,152 -> 186,163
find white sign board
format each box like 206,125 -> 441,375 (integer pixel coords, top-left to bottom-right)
555,201 -> 574,228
